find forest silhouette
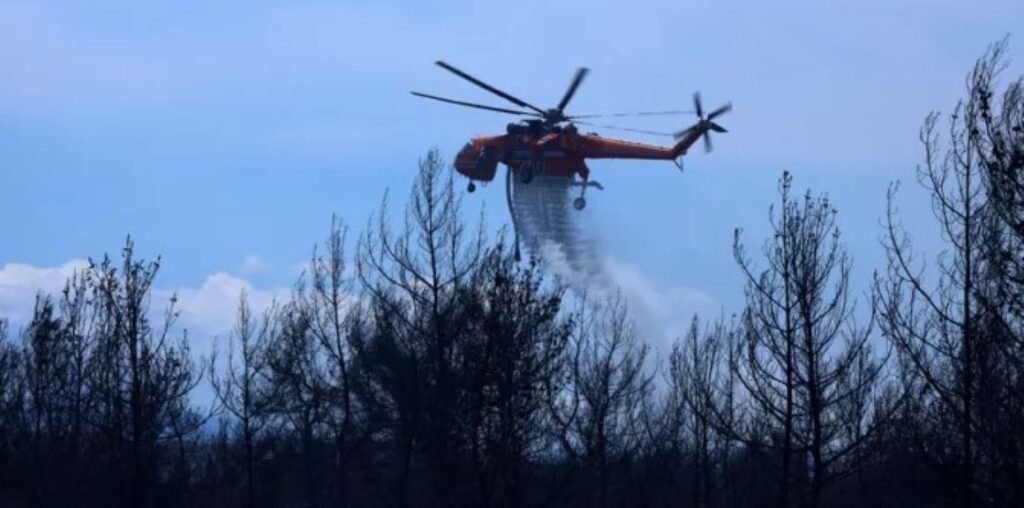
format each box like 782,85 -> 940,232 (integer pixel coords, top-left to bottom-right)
1,41 -> 1022,508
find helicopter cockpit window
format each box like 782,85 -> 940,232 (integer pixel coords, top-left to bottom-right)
461,143 -> 473,152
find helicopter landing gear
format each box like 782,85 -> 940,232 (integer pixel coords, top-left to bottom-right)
467,181 -> 476,193
573,178 -> 588,211
570,174 -> 603,211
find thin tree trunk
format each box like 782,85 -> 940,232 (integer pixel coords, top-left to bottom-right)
962,161 -> 974,508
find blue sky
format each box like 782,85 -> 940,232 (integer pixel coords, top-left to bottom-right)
2,0 -> 1022,351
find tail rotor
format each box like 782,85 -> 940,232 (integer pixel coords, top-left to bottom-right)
675,92 -> 731,153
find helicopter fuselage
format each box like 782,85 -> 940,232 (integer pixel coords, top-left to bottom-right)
453,121 -> 704,184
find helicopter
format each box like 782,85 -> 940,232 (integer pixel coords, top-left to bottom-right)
412,61 -> 731,259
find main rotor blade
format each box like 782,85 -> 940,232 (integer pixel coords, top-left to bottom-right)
557,67 -> 589,112
435,61 -> 547,115
411,91 -> 540,116
570,110 -> 695,119
574,120 -> 674,137
707,102 -> 732,120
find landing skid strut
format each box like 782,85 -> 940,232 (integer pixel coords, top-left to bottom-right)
569,177 -> 604,211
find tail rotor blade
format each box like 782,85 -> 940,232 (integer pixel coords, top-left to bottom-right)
708,102 -> 732,120
678,94 -> 730,151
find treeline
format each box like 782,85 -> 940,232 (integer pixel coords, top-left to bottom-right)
1,43 -> 1023,508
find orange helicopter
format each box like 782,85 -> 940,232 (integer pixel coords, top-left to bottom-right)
412,61 -> 730,259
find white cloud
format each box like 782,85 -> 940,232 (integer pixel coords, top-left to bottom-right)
0,260 -> 287,348
162,273 -> 288,339
0,259 -> 90,326
156,273 -> 288,409
239,254 -> 270,276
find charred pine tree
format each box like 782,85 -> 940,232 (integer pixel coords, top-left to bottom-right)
732,173 -> 890,508
266,294 -> 325,508
84,239 -> 204,508
549,293 -> 653,508
671,317 -> 737,508
964,38 -> 1024,504
354,149 -> 483,507
290,217 -> 363,506
875,39 -> 1024,507
456,244 -> 571,508
0,319 -> 23,501
209,291 -> 278,508
0,269 -> 97,505
18,283 -> 93,505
